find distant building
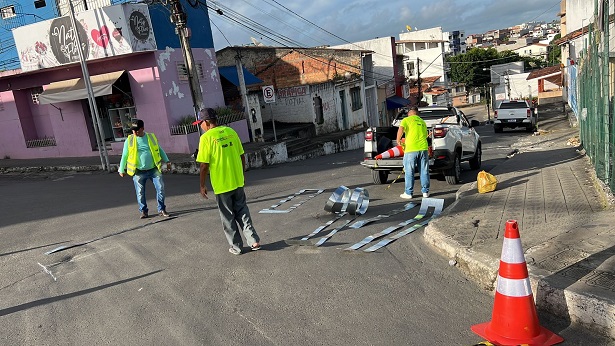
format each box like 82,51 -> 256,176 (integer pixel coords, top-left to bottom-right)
396,27 -> 450,105
330,37 -> 398,126
465,34 -> 483,48
216,46 -> 374,135
443,30 -> 466,55
512,43 -> 549,60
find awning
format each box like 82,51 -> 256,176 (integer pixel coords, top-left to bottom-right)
39,71 -> 125,105
386,95 -> 411,110
218,66 -> 263,87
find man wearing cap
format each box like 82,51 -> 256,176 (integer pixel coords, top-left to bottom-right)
194,108 -> 261,255
119,118 -> 171,219
396,106 -> 430,199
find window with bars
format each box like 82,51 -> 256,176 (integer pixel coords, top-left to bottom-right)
177,62 -> 204,82
1,5 -> 15,19
31,87 -> 43,104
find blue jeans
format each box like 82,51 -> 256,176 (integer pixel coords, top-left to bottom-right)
132,168 -> 166,213
403,151 -> 430,195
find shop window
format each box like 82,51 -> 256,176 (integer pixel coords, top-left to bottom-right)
31,87 -> 43,104
350,87 -> 362,111
1,6 -> 15,19
177,62 -> 204,82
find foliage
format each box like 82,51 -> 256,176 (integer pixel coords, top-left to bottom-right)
447,48 -> 547,91
178,115 -> 197,126
547,34 -> 562,66
214,106 -> 236,117
447,48 -> 516,90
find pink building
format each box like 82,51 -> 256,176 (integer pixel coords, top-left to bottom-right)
0,3 -> 243,160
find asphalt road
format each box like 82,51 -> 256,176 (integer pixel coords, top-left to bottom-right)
1,106 -> 610,345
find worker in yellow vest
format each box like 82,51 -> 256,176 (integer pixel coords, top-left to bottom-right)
119,118 -> 171,219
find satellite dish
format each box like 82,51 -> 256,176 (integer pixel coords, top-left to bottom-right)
250,37 -> 264,46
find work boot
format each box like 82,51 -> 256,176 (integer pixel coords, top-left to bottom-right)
140,211 -> 148,219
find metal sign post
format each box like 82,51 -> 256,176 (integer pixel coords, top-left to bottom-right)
262,85 -> 277,142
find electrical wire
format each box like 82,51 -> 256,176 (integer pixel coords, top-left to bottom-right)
202,2 -> 398,84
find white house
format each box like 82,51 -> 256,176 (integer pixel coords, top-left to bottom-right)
396,27 -> 449,104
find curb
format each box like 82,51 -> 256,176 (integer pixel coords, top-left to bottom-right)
423,181 -> 499,291
424,182 -> 615,340
0,132 -> 365,175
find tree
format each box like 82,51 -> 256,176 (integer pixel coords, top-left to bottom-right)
447,48 -> 516,90
547,34 -> 562,66
447,48 -> 547,90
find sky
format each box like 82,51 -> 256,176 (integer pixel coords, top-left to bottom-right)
206,0 -> 562,50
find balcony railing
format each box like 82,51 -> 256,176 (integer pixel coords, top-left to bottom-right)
26,137 -> 56,148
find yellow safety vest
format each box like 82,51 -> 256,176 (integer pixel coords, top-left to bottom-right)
125,133 -> 163,176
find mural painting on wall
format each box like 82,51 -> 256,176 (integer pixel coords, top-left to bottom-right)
13,4 -> 157,72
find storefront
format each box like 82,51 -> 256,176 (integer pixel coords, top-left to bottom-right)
0,3 -> 226,159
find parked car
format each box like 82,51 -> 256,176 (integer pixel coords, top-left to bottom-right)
494,100 -> 537,133
361,106 -> 481,185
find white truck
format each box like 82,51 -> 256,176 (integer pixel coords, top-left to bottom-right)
361,106 -> 482,185
493,100 -> 537,133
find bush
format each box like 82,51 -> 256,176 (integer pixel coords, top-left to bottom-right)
178,115 -> 197,126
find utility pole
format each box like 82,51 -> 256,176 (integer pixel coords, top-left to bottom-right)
416,57 -> 421,106
235,53 -> 254,141
505,71 -> 511,100
485,83 -> 491,124
169,0 -> 204,122
67,0 -> 109,171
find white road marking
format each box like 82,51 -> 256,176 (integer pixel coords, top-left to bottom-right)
37,262 -> 57,281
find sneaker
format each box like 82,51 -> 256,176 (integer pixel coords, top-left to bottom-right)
423,192 -> 429,198
400,193 -> 413,199
251,243 -> 261,251
159,210 -> 170,217
140,211 -> 148,219
229,247 -> 242,255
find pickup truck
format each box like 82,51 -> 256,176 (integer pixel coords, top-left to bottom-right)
361,106 -> 481,185
493,100 -> 537,133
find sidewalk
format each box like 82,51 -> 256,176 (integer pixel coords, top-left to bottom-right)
424,104 -> 615,339
0,129 -> 364,174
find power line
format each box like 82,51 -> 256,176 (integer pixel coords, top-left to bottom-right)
203,2 -> 398,84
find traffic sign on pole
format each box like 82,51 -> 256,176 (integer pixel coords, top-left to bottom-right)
262,85 -> 276,103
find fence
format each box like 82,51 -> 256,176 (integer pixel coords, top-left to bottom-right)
578,0 -> 614,190
170,112 -> 246,136
170,124 -> 199,136
26,137 -> 57,148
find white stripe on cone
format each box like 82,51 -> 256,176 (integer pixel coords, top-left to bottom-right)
496,275 -> 533,297
375,145 -> 403,159
501,237 -> 526,264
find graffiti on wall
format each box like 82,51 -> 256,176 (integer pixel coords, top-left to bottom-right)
278,86 -> 307,98
14,4 -> 156,72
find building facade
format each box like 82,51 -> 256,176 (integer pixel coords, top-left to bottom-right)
216,46 -> 373,136
0,1 -> 229,160
330,37 -> 400,126
397,27 -> 450,105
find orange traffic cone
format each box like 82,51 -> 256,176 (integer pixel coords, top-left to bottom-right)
374,145 -> 404,159
471,220 -> 564,345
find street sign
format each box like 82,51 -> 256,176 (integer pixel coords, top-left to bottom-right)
262,85 -> 276,103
